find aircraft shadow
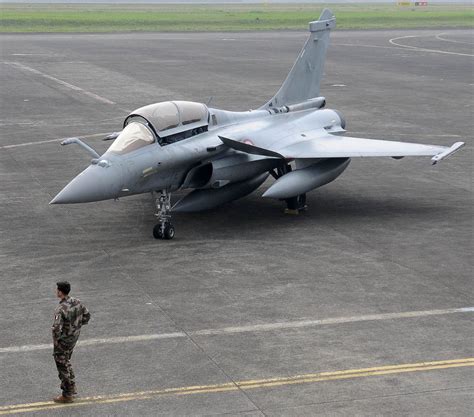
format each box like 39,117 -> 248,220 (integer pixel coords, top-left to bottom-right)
145,190 -> 454,238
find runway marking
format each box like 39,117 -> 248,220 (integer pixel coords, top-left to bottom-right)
0,358 -> 472,415
435,33 -> 474,46
11,54 -> 55,57
0,307 -> 472,354
3,62 -> 116,105
0,133 -> 111,150
349,132 -> 462,138
333,42 -> 408,51
389,35 -> 474,57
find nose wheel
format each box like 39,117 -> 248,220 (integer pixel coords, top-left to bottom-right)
153,222 -> 175,240
152,190 -> 175,240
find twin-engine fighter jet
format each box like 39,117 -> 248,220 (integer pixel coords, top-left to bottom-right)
51,9 -> 464,240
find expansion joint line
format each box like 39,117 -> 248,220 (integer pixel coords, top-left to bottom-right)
183,328 -> 266,416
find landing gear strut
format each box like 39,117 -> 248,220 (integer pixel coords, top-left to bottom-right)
272,164 -> 307,215
284,193 -> 307,215
152,190 -> 175,240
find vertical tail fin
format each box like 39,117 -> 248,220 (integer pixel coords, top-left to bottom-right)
260,9 -> 335,109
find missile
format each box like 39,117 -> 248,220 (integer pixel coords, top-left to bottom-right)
173,172 -> 268,212
262,158 -> 350,199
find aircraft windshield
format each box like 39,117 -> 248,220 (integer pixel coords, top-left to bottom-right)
108,122 -> 154,154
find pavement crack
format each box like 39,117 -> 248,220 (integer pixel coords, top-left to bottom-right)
177,330 -> 266,415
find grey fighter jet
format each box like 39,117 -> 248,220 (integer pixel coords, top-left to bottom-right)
51,9 -> 464,240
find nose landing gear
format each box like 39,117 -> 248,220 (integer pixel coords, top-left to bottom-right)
152,190 -> 175,240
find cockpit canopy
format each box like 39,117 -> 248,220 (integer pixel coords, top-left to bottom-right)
124,101 -> 209,138
106,101 -> 209,155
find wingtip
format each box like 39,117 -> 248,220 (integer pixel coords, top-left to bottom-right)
431,141 -> 465,165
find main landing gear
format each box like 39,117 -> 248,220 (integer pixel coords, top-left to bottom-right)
152,190 -> 175,240
284,193 -> 307,215
270,164 -> 307,215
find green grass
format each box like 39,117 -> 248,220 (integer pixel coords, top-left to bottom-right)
1,3 -> 473,33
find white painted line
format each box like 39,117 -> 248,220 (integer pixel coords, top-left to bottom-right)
11,53 -> 54,56
192,307 -> 474,336
389,35 -> 474,57
4,61 -> 116,105
435,33 -> 474,46
0,307 -> 472,354
349,132 -> 461,138
333,43 -> 407,51
0,332 -> 187,354
0,133 -> 111,150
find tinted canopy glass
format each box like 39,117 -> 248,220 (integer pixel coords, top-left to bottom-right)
175,101 -> 208,125
108,122 -> 154,154
148,102 -> 180,131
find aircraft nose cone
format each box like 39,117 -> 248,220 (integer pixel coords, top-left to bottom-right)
50,163 -> 122,204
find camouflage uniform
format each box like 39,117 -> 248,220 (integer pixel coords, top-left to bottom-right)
52,296 -> 90,397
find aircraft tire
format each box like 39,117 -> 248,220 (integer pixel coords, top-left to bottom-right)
153,224 -> 165,239
164,224 -> 175,240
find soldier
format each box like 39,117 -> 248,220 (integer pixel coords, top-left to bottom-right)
52,281 -> 91,403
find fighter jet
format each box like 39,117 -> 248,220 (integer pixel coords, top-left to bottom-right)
51,9 -> 464,240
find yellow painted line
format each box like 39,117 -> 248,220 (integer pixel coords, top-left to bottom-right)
236,358 -> 474,386
0,358 -> 472,415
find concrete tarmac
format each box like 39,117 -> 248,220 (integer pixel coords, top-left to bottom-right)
0,29 -> 472,416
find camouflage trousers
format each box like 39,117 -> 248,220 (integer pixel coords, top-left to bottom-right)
53,343 -> 76,396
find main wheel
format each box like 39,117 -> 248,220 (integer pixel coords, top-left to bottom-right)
153,224 -> 165,239
297,194 -> 307,211
164,224 -> 175,240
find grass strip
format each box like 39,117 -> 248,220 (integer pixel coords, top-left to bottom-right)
1,4 -> 473,32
